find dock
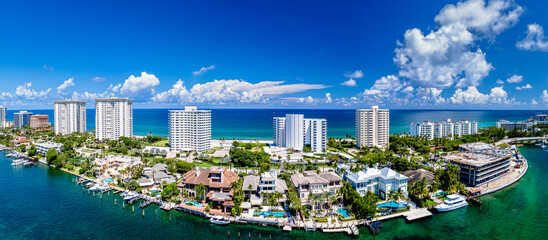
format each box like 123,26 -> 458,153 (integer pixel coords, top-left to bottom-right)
403,208 -> 432,221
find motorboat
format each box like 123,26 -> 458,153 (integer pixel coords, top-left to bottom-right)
209,216 -> 230,225
86,182 -> 96,188
123,191 -> 140,201
435,194 -> 468,212
96,184 -> 110,191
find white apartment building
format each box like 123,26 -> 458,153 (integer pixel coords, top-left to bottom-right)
54,100 -> 86,135
355,106 -> 389,148
36,142 -> 64,155
0,106 -> 6,127
273,114 -> 327,153
410,119 -> 478,140
285,114 -> 304,150
304,118 -> 327,153
273,117 -> 286,147
168,106 -> 211,153
95,98 -> 133,140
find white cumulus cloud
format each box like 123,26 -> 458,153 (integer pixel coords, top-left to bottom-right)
57,78 -> 75,94
192,65 -> 216,75
541,90 -> 548,104
152,79 -> 327,104
343,70 -> 364,79
496,79 -> 504,84
119,72 -> 160,98
340,79 -> 357,87
506,75 -> 523,83
516,23 -> 548,52
449,86 -> 512,104
325,93 -> 332,103
435,0 -> 522,38
515,84 -> 532,90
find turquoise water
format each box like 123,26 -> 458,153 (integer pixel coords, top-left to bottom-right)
6,109 -> 543,139
377,202 -> 408,210
0,146 -> 547,239
184,201 -> 204,207
337,208 -> 351,218
103,178 -> 113,183
255,211 -> 289,217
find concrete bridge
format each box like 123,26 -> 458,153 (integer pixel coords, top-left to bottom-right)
496,136 -> 546,145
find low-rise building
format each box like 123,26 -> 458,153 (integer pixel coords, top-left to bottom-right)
30,115 -> 51,129
242,170 -> 288,206
290,171 -> 342,205
445,143 -> 512,187
344,167 -> 408,199
178,166 -> 239,213
496,120 -> 534,131
94,155 -> 142,171
403,169 -> 435,186
36,142 -> 64,155
141,163 -> 176,185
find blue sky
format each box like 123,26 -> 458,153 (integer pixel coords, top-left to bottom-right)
0,0 -> 547,109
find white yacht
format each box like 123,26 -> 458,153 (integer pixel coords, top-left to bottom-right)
435,194 -> 468,212
123,191 -> 140,201
209,216 -> 230,225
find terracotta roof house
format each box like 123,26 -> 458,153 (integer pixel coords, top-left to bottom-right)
178,166 -> 239,213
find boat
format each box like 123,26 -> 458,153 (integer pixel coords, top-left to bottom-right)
209,216 -> 230,225
11,159 -> 24,166
435,194 -> 468,212
86,182 -> 96,188
123,191 -> 140,201
96,185 -> 110,191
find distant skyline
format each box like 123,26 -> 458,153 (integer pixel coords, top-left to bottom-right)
0,0 -> 547,109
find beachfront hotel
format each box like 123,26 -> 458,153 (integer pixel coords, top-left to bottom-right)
355,106 -> 389,148
344,167 -> 408,199
30,115 -> 51,129
273,114 -> 327,153
410,119 -> 478,140
168,106 -> 211,153
95,98 -> 133,140
445,143 -> 512,187
290,171 -> 342,205
54,100 -> 87,135
13,111 -> 33,129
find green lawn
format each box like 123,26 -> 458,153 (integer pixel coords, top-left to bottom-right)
148,140 -> 169,147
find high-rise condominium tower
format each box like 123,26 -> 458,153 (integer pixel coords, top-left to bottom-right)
355,106 -> 389,148
273,114 -> 327,153
95,98 -> 133,140
168,106 -> 211,153
54,100 -> 87,135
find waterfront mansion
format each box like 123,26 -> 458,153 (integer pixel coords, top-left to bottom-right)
344,167 -> 408,200
242,169 -> 288,206
179,166 -> 239,213
290,171 -> 342,205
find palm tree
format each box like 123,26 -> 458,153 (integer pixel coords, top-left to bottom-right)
396,188 -> 405,203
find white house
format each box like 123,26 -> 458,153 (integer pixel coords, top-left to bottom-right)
36,142 -> 64,155
345,167 -> 408,200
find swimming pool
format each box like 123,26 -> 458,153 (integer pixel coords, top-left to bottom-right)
184,201 -> 204,207
103,178 -> 113,183
255,211 -> 289,217
337,208 -> 351,218
433,192 -> 448,197
377,201 -> 408,210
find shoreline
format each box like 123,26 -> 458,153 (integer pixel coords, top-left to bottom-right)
0,140 -> 536,236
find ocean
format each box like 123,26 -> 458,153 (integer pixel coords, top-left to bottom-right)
5,109 -> 545,140
0,146 -> 546,239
